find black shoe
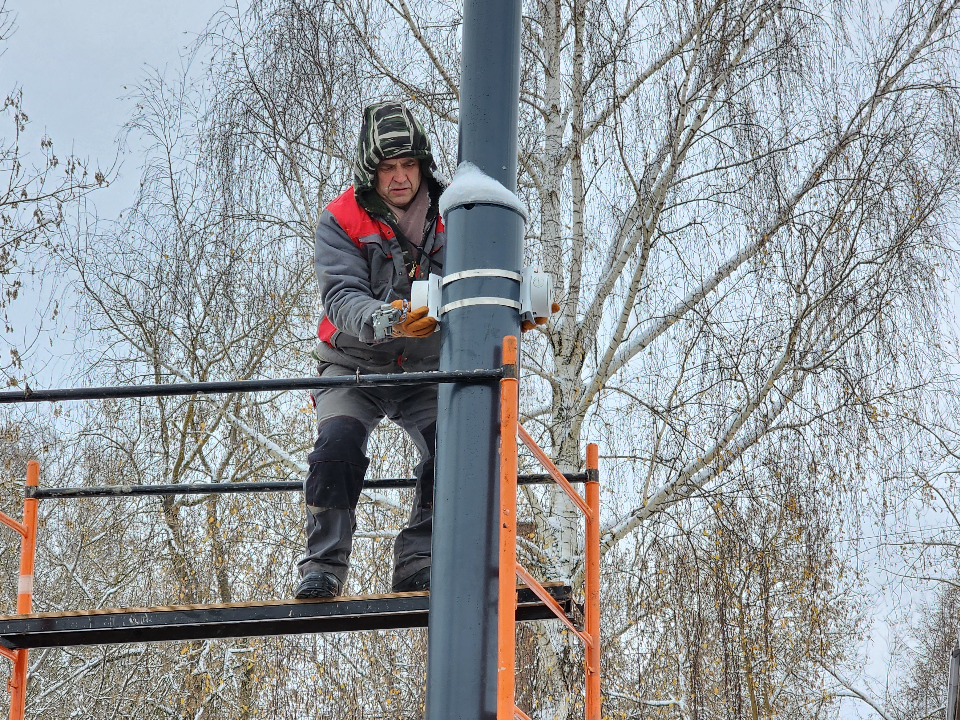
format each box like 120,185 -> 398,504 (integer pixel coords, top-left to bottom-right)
295,571 -> 342,599
392,566 -> 431,593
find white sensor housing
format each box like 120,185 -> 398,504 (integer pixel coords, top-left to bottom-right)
519,268 -> 553,325
410,273 -> 443,321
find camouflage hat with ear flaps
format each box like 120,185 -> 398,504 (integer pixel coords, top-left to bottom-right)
353,101 -> 438,198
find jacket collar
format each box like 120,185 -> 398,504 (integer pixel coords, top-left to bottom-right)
357,175 -> 445,233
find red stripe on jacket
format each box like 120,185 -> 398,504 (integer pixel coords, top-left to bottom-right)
325,186 -> 394,248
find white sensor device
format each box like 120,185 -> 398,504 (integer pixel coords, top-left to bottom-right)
519,267 -> 553,325
410,273 -> 442,321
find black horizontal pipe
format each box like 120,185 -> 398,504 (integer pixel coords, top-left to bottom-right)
26,473 -> 588,500
0,369 -> 504,405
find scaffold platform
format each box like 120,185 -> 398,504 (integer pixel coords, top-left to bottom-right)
0,584 -> 571,650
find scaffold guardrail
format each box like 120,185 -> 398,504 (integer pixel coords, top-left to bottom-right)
0,347 -> 601,719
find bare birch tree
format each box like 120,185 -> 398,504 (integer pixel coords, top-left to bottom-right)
332,0 -> 960,714
19,0 -> 960,717
30,7 -> 430,716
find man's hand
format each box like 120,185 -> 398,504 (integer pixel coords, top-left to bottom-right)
391,299 -> 437,338
521,302 -> 561,332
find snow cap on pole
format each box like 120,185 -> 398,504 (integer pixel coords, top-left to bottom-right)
439,162 -> 528,222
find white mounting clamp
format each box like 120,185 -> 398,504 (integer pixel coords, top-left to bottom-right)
410,267 -> 553,327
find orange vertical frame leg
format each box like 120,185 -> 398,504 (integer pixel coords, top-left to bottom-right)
584,444 -> 601,720
497,337 -> 520,720
7,460 -> 38,720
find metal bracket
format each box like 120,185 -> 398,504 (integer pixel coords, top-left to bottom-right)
441,269 -> 522,286
440,297 -> 522,315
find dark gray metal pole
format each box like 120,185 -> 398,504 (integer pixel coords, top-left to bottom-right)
427,0 -> 524,718
29,474 -> 586,500
948,639 -> 960,720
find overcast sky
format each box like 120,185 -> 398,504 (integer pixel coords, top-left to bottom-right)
0,1 -> 226,382
2,0 -> 224,220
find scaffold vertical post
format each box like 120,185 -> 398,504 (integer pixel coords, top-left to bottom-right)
584,444 -> 601,720
497,337 -> 519,720
17,462 -> 38,615
8,460 -> 38,720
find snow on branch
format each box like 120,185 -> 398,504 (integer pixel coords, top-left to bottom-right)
354,530 -> 399,539
605,689 -> 681,707
599,351 -> 804,556
34,648 -> 145,702
822,665 -> 895,720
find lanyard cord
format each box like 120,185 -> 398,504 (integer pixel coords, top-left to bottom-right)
392,218 -> 444,276
398,231 -> 443,274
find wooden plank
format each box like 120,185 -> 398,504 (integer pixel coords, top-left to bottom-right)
0,583 -> 566,622
0,585 -> 571,650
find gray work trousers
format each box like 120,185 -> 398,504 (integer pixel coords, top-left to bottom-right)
297,362 -> 437,589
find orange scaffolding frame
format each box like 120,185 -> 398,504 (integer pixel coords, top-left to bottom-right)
1,340 -> 599,720
0,460 -> 38,720
498,336 -> 601,720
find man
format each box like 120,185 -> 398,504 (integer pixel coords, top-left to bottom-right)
295,101 -> 445,599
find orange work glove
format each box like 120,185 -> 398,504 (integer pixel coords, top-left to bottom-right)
521,302 -> 560,332
391,299 -> 437,338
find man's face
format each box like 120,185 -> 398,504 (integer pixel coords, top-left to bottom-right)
375,156 -> 421,209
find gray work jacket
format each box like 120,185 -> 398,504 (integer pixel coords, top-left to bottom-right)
312,186 -> 445,374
